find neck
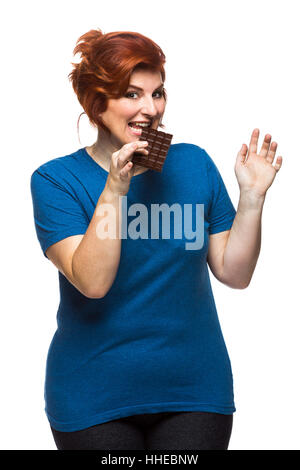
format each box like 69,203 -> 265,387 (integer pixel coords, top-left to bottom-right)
90,128 -> 119,171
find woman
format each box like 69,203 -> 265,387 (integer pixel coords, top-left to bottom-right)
30,28 -> 282,450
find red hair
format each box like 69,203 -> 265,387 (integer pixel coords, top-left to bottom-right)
68,28 -> 167,137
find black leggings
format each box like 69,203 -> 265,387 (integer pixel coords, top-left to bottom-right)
50,411 -> 233,450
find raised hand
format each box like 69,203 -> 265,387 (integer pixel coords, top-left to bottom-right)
234,128 -> 283,198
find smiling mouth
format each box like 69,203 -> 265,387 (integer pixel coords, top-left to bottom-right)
127,121 -> 155,136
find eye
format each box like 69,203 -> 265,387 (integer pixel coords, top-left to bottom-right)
125,90 -> 164,99
125,92 -> 138,99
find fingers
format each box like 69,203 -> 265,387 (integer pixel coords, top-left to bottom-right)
237,143 -> 248,164
258,132 -> 280,167
115,141 -> 149,181
246,128 -> 282,172
259,133 -> 272,158
117,141 -> 148,170
249,128 -> 260,154
274,155 -> 283,172
266,141 -> 278,164
119,160 -> 133,178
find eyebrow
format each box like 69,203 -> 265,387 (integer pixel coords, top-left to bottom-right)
127,83 -> 164,91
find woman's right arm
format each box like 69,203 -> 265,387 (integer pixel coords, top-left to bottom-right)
68,140 -> 148,298
71,184 -> 122,298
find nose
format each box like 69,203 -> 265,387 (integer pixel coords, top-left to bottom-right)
140,95 -> 157,117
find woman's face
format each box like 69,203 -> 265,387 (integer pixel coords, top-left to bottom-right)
100,68 -> 166,147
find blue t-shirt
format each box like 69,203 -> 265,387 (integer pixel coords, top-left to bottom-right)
30,143 -> 237,432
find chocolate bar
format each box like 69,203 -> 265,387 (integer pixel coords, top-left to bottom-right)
132,128 -> 173,172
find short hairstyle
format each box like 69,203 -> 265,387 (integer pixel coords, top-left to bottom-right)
68,28 -> 167,137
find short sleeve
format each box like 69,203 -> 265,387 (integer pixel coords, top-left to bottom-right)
205,151 -> 236,235
30,168 -> 90,259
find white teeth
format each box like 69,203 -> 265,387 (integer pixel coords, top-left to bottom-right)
130,122 -> 150,127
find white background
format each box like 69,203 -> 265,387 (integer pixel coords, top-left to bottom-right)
1,0 -> 299,450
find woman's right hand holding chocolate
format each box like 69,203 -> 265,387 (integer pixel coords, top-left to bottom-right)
106,141 -> 149,196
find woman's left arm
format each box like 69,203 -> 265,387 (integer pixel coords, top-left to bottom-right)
220,128 -> 283,288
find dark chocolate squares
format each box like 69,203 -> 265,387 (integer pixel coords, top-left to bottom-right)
132,128 -> 173,172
